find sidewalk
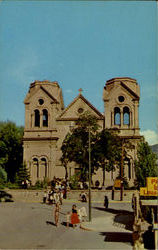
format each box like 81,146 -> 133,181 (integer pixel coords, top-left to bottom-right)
80,201 -> 133,232
80,214 -> 132,232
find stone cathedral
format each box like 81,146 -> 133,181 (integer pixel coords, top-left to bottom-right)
23,77 -> 141,187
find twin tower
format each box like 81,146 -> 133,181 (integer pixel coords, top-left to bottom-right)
23,77 -> 141,187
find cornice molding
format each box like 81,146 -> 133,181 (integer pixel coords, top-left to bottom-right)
23,137 -> 59,141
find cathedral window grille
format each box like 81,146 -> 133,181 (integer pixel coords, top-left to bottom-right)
34,109 -> 40,127
43,109 -> 48,127
114,107 -> 121,125
123,106 -> 130,125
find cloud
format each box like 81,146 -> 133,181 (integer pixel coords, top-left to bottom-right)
140,130 -> 158,145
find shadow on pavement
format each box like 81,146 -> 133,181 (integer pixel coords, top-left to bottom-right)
61,222 -> 73,228
93,206 -> 133,215
100,232 -> 132,244
93,206 -> 134,231
114,213 -> 134,231
46,221 -> 56,226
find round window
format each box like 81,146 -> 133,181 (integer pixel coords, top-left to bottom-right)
38,99 -> 44,105
78,108 -> 84,114
118,96 -> 125,102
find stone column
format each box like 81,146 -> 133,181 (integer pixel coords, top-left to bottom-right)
111,111 -> 114,126
40,111 -> 43,128
134,101 -> 139,129
48,113 -> 50,129
31,113 -> 33,128
120,108 -> 123,127
130,111 -> 132,128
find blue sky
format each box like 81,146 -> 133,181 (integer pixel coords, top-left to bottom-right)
0,1 -> 157,145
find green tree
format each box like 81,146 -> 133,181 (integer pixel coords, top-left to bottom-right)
61,112 -> 123,186
0,121 -> 24,182
135,141 -> 157,188
61,112 -> 100,182
93,129 -> 122,186
0,166 -> 7,186
15,162 -> 30,186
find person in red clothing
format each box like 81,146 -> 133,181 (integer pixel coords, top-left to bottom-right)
71,204 -> 80,228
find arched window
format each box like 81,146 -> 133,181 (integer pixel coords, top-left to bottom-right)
33,158 -> 39,178
43,109 -> 48,127
114,107 -> 121,125
123,106 -> 130,125
41,158 -> 47,177
34,109 -> 40,127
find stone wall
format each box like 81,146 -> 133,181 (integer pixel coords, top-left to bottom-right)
4,189 -> 134,203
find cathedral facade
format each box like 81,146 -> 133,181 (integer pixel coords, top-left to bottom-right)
23,77 -> 141,187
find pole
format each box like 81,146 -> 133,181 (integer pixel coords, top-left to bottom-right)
120,139 -> 124,201
88,128 -> 91,222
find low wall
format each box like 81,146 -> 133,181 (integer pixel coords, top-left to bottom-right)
4,189 -> 134,202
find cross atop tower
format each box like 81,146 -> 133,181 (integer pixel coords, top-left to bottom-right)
78,88 -> 83,95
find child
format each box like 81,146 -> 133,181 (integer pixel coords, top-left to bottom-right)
66,211 -> 71,228
71,204 -> 80,228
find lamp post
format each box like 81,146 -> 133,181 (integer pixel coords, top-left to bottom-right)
88,127 -> 92,222
120,138 -> 124,201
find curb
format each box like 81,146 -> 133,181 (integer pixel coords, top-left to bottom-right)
10,199 -> 132,204
80,224 -> 94,231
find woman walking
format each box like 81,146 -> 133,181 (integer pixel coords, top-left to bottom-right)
54,202 -> 60,227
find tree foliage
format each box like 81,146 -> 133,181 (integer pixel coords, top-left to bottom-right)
135,141 -> 157,188
0,166 -> 7,184
15,162 -> 30,186
93,129 -> 122,185
0,121 -> 24,182
61,112 -> 99,182
93,129 -> 122,171
61,112 -> 122,184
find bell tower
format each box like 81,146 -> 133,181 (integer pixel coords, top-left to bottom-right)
103,77 -> 140,136
103,77 -> 141,186
23,80 -> 64,184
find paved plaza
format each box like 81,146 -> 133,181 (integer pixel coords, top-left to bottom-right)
0,199 -> 134,249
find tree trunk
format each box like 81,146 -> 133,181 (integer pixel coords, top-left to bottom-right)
102,165 -> 105,187
65,166 -> 68,182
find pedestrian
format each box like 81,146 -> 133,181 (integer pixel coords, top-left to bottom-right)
112,186 -> 115,200
63,186 -> 67,199
78,207 -> 87,222
59,190 -> 63,205
80,191 -> 87,202
43,191 -> 47,204
71,204 -> 80,228
49,191 -> 54,204
54,190 -> 60,204
104,195 -> 109,209
66,211 -> 71,228
54,202 -> 60,227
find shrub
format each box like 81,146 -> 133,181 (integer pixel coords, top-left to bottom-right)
141,205 -> 153,224
0,167 -> 7,184
33,178 -> 49,189
6,182 -> 20,189
69,174 -> 80,190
